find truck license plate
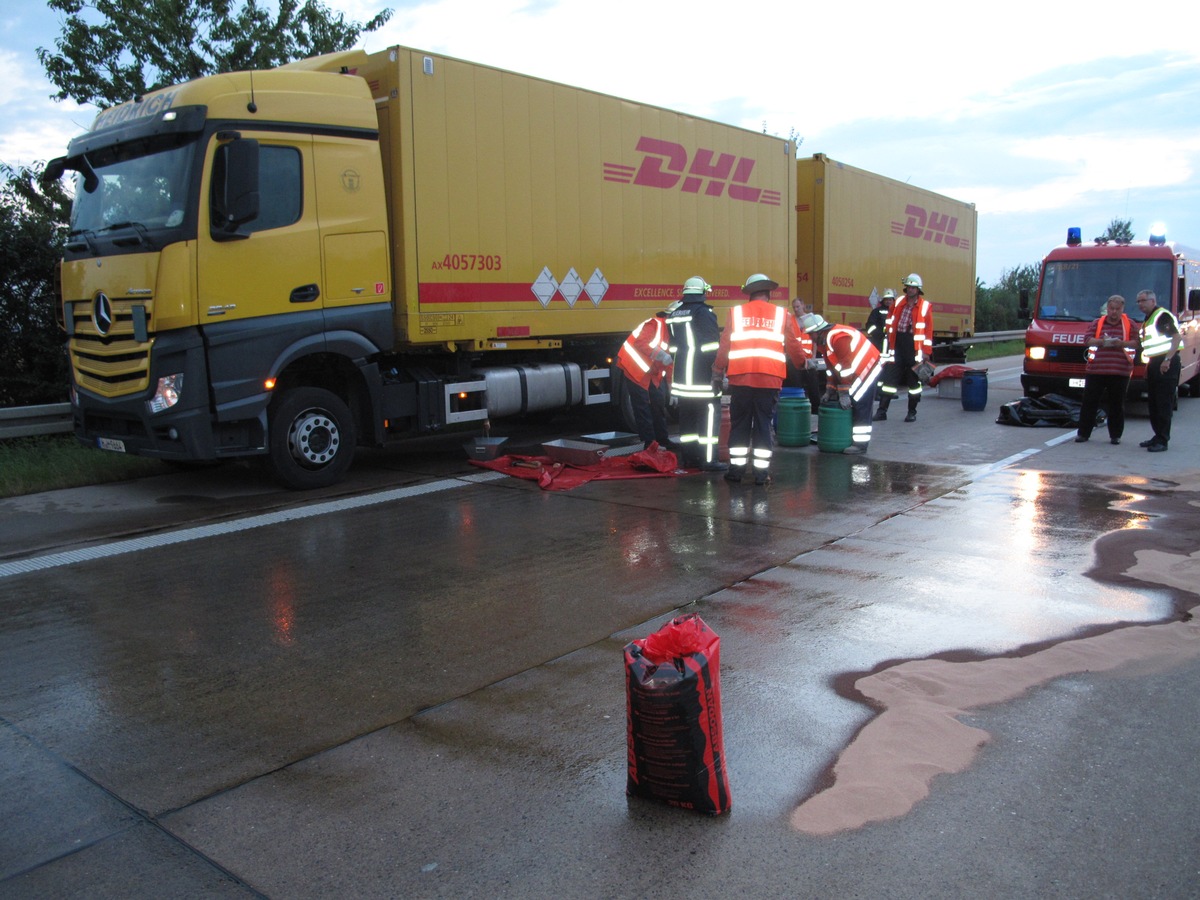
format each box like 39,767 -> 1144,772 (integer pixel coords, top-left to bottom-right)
97,437 -> 126,453
1068,378 -> 1086,388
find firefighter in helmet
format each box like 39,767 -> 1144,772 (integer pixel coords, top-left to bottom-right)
865,288 -> 895,353
711,274 -> 807,484
802,313 -> 883,455
666,276 -> 726,470
875,273 -> 934,422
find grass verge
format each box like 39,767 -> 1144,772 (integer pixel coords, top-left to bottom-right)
0,435 -> 170,499
965,339 -> 1025,360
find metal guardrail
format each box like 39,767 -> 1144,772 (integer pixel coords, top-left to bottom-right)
0,403 -> 72,440
952,330 -> 1025,346
0,332 -> 1028,440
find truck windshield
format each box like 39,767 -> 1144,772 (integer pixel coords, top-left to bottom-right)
68,134 -> 197,242
1037,258 -> 1172,323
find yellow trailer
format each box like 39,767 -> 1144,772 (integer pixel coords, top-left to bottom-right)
48,45 -> 795,487
795,154 -> 977,344
338,47 -> 796,350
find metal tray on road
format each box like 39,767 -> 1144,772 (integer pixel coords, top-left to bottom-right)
463,436 -> 509,460
580,431 -> 639,448
542,439 -> 608,466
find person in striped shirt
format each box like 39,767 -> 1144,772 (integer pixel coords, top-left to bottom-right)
1074,295 -> 1136,444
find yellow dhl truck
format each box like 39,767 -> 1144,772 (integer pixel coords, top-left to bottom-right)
795,154 -> 977,352
46,45 -> 796,487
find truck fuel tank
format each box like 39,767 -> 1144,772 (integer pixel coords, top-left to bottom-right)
476,363 -> 587,417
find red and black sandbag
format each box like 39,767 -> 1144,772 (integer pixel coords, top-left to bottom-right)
624,613 -> 730,815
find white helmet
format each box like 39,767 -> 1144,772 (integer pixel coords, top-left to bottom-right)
881,288 -> 896,301
903,273 -> 923,290
742,273 -> 779,295
682,276 -> 712,296
799,313 -> 829,333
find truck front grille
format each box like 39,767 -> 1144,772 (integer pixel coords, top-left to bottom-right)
69,297 -> 153,397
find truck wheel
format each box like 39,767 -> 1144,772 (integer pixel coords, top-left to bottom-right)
267,387 -> 356,490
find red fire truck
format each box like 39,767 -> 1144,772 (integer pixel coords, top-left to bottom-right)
1019,227 -> 1200,399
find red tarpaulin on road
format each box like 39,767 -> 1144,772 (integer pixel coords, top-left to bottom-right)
929,364 -> 984,386
469,445 -> 691,491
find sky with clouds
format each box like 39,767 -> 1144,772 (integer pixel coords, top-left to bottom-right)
3,0 -> 1198,284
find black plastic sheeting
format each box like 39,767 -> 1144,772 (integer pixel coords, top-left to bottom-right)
996,393 -> 1106,428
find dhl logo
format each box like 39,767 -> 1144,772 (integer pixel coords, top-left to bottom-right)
604,137 -> 782,206
891,204 -> 971,251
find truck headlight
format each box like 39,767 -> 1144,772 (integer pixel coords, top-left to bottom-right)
1027,347 -> 1046,361
148,373 -> 184,414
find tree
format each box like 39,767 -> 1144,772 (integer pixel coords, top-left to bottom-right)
1094,218 -> 1134,244
37,0 -> 393,108
975,263 -> 1040,332
0,165 -> 72,405
12,0 -> 392,409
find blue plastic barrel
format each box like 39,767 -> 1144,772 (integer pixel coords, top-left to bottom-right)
961,370 -> 988,411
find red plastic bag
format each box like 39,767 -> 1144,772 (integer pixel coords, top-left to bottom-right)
624,614 -> 730,815
627,442 -> 678,473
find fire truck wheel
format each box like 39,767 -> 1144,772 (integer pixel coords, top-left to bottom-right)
267,387 -> 357,490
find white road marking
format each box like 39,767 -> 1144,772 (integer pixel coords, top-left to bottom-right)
0,471 -> 507,580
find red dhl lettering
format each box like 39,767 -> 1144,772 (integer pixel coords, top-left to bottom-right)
1050,333 -> 1088,344
890,203 -> 971,252
603,137 -> 782,206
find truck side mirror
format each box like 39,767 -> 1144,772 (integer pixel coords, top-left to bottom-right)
1189,288 -> 1200,312
43,154 -> 99,193
42,157 -> 66,184
1017,288 -> 1031,322
210,138 -> 260,239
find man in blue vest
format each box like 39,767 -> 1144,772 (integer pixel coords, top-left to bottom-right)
1135,289 -> 1183,452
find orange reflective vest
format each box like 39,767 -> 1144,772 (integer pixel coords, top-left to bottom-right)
885,296 -> 934,361
1086,314 -> 1136,365
798,319 -> 815,359
724,301 -> 790,380
824,325 -> 883,401
617,316 -> 671,389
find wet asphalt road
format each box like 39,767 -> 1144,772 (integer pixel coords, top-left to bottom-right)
2,357 -> 1199,898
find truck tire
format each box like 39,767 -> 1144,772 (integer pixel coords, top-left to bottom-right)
266,387 -> 357,490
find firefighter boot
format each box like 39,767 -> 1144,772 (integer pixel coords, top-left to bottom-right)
873,397 -> 889,421
724,465 -> 745,483
904,399 -> 918,423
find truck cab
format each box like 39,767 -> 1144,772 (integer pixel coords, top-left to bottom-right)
1019,228 -> 1200,400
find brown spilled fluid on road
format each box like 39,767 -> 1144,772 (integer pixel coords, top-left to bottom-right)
790,474 -> 1200,837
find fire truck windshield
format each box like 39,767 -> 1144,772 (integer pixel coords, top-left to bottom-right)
1037,258 -> 1172,323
